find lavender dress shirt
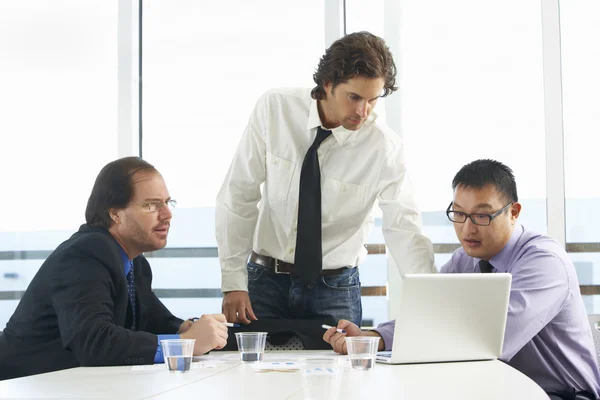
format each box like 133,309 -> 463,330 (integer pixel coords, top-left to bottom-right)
374,225 -> 600,396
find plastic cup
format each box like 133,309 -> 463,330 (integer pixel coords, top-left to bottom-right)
160,339 -> 195,373
234,332 -> 268,362
302,365 -> 342,400
345,336 -> 380,371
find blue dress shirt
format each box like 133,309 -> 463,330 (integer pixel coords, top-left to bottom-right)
117,246 -> 178,363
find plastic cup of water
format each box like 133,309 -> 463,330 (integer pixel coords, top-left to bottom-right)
160,339 -> 195,373
345,336 -> 380,371
234,332 -> 268,362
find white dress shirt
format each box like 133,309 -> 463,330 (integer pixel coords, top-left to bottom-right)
216,88 -> 435,292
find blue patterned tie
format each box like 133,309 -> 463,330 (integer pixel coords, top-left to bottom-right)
126,262 -> 137,331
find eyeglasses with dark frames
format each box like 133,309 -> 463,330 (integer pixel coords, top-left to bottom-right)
446,201 -> 513,226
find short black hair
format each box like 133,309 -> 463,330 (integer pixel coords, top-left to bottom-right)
452,159 -> 518,203
311,31 -> 397,100
85,157 -> 156,229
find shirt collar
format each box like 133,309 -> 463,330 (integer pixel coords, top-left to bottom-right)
473,224 -> 523,273
117,244 -> 133,276
306,97 -> 377,146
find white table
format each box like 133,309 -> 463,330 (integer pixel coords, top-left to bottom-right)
0,351 -> 548,399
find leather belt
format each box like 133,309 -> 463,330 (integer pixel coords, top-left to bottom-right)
249,251 -> 351,276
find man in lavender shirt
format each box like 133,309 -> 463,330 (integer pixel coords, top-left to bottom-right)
323,159 -> 600,400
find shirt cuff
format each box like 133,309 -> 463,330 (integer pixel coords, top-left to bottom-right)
154,334 -> 180,364
221,268 -> 249,292
371,320 -> 396,351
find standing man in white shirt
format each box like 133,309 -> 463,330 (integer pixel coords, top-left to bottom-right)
216,31 -> 435,326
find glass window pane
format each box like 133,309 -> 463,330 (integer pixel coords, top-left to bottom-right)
561,0 -> 600,243
0,0 -> 118,327
345,0 -> 384,38
393,0 -> 547,243
569,253 -> 600,314
143,0 -> 324,217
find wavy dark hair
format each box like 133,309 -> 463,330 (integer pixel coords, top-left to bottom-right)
452,159 -> 518,203
311,31 -> 397,100
85,157 -> 156,229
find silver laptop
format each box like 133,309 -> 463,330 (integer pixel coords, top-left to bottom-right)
376,273 -> 511,364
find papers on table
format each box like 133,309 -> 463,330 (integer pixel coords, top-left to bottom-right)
250,362 -> 300,372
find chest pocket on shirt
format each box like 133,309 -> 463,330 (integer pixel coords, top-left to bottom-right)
321,177 -> 369,221
265,151 -> 296,203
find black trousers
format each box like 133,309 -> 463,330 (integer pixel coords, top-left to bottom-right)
547,388 -> 596,400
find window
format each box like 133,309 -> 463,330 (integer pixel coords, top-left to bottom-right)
561,0 -> 600,312
394,0 -> 547,243
142,0 -> 341,320
0,0 -> 119,327
562,0 -> 600,243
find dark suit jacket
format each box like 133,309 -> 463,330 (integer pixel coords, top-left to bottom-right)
0,225 -> 183,380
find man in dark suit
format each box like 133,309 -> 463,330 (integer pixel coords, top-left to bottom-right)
0,157 -> 228,380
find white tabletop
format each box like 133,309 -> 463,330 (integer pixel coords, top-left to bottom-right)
0,351 -> 548,399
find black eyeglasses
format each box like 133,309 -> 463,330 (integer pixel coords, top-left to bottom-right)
446,201 -> 513,226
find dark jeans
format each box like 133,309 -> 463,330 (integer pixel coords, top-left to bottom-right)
247,261 -> 363,327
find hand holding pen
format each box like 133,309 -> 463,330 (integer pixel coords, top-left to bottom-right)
179,314 -> 229,355
322,324 -> 346,333
322,320 -> 362,355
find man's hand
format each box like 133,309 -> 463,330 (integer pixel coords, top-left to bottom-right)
222,291 -> 258,325
177,319 -> 193,334
180,314 -> 228,355
323,320 -> 384,354
323,320 -> 360,354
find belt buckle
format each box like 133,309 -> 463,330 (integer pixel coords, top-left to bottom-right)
273,259 -> 290,274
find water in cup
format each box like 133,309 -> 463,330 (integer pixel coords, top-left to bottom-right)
160,339 -> 195,373
240,352 -> 263,362
165,355 -> 192,372
349,357 -> 374,370
234,332 -> 267,363
345,336 -> 380,371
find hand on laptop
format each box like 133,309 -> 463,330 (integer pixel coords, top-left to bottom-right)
323,320 -> 384,354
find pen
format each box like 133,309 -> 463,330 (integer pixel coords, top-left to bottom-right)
188,317 -> 240,327
322,324 -> 346,334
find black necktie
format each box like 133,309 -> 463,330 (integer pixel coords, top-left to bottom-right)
127,263 -> 137,330
478,260 -> 494,273
294,127 -> 332,284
